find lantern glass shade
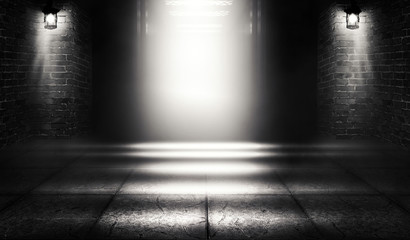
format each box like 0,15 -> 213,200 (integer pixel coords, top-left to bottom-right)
346,12 -> 359,29
44,12 -> 58,29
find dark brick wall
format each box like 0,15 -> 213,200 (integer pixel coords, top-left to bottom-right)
318,4 -> 337,136
318,0 -> 410,148
1,0 -> 33,147
0,0 -> 92,148
371,0 -> 410,147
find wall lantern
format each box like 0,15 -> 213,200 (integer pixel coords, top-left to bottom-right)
345,0 -> 361,30
42,0 -> 60,29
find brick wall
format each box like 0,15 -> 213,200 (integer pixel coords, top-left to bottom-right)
318,0 -> 410,148
371,0 -> 410,147
0,0 -> 32,147
318,3 -> 337,136
0,0 -> 92,148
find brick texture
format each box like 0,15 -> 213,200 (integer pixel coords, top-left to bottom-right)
371,0 -> 410,148
318,0 -> 410,148
0,0 -> 92,148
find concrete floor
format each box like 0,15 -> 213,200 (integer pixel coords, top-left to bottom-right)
0,139 -> 410,239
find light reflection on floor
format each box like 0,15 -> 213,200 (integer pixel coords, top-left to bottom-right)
122,150 -> 277,158
128,142 -> 277,150
81,142 -> 341,195
1,140 -> 410,239
124,142 -> 274,195
141,162 -> 268,175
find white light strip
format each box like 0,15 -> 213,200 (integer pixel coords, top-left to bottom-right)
165,0 -> 233,6
122,182 -> 279,194
122,151 -> 276,158
169,10 -> 230,17
177,24 -> 223,29
127,142 -> 277,150
141,162 -> 268,175
176,24 -> 223,34
176,30 -> 222,34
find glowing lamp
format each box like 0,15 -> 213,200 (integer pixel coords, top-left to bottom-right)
345,1 -> 361,30
42,1 -> 59,30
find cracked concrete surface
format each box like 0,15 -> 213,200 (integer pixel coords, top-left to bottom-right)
90,195 -> 206,239
208,195 -> 320,239
0,139 -> 410,239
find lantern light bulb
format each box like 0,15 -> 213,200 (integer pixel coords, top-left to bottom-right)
348,14 -> 358,24
46,13 -> 56,24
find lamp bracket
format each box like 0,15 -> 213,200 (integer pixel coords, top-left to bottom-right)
42,0 -> 60,14
345,0 -> 361,14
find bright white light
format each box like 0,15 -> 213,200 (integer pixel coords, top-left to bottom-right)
177,24 -> 222,29
125,150 -> 276,158
134,182 -> 207,194
177,23 -> 222,33
169,10 -> 229,17
123,180 -> 274,194
206,182 -> 273,194
348,14 -> 358,24
165,0 -> 233,6
151,183 -> 268,194
45,13 -> 56,24
177,29 -> 222,34
141,1 -> 253,140
129,142 -> 277,150
142,162 -> 267,175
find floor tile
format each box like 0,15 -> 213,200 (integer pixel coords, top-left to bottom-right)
1,139 -> 410,240
90,195 -> 206,239
0,196 -> 18,211
207,172 -> 288,194
0,195 -> 111,239
296,195 -> 410,239
120,170 -> 206,195
70,155 -> 146,168
34,168 -> 130,194
353,169 -> 410,194
392,195 -> 410,213
264,155 -> 339,169
0,169 -> 56,194
333,152 -> 410,169
1,151 -> 79,169
208,195 -> 321,240
277,168 -> 375,194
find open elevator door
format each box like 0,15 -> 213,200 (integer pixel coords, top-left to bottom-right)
136,0 -> 259,142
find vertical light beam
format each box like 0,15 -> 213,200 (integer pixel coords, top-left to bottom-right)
140,0 -> 254,141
